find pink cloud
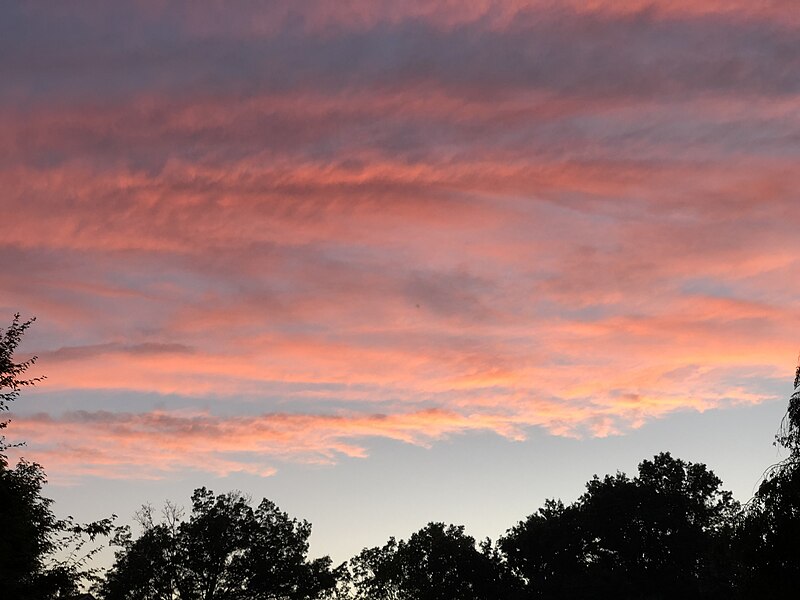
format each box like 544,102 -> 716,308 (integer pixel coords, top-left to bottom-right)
3,0 -> 800,481
8,408 -> 530,481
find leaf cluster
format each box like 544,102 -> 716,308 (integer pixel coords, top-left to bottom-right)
1,313 -> 44,458
350,523 -> 514,600
100,488 -> 340,600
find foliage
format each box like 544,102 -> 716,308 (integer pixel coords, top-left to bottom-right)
0,458 -> 64,599
501,453 -> 738,599
0,314 -> 43,458
736,466 -> 800,596
498,499 -> 587,599
734,364 -> 800,595
775,361 -> 800,455
350,522 -> 517,600
0,314 -> 114,599
100,487 -> 340,600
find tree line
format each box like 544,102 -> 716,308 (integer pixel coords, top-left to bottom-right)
2,314 -> 799,599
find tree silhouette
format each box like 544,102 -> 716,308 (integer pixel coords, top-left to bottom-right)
501,453 -> 738,599
735,364 -> 800,595
1,314 -> 114,599
0,314 -> 42,456
0,315 -> 49,598
101,487 -> 340,600
1,458 -> 63,599
350,522 -> 517,600
99,504 -> 179,600
499,498 -> 589,599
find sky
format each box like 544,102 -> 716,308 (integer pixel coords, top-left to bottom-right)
3,0 -> 800,565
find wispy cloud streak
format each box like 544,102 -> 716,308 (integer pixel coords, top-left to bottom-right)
3,0 -> 800,479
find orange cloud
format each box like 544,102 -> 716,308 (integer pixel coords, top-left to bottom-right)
8,408 -> 532,482
3,0 -> 800,481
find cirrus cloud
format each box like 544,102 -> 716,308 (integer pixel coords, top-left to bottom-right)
3,0 -> 800,480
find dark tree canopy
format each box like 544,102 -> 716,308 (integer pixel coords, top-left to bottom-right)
776,362 -> 800,454
0,458 -> 62,599
101,487 -> 339,600
350,522 -> 517,600
501,452 -> 738,599
0,314 -> 42,458
498,498 -> 586,600
735,363 -> 800,595
0,315 -> 60,599
0,315 -> 113,599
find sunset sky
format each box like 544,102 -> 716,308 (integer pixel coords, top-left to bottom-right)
3,0 -> 800,563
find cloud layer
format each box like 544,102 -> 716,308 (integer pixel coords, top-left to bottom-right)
3,0 -> 800,479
